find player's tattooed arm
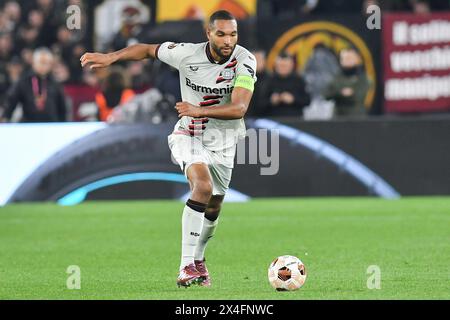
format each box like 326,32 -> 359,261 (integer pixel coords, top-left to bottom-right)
80,44 -> 159,70
175,87 -> 253,120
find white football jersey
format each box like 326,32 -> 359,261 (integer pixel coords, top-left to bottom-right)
157,41 -> 257,160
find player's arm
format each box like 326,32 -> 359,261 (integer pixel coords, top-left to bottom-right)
176,79 -> 254,120
80,44 -> 159,69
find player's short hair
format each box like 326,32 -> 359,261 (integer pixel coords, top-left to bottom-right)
208,10 -> 236,28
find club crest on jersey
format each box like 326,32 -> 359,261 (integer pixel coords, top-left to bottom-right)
216,58 -> 237,84
222,69 -> 235,80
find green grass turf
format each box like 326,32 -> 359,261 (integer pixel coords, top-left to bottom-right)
0,197 -> 449,300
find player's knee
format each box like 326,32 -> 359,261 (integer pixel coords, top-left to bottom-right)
193,179 -> 213,199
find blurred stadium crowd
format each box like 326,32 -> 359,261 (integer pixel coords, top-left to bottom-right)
0,0 -> 449,122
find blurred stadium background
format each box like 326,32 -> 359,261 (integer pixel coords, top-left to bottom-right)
1,0 -> 449,204
0,0 -> 449,300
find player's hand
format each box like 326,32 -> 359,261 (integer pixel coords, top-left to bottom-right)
175,102 -> 203,118
80,52 -> 115,69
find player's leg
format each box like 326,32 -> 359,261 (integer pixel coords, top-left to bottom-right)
194,194 -> 224,286
195,194 -> 223,261
169,134 -> 214,287
186,163 -> 214,204
177,163 -> 213,287
194,162 -> 231,286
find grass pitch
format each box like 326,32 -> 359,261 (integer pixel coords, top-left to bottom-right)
0,197 -> 449,300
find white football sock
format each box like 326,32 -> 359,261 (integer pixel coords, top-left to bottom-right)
180,205 -> 204,270
194,217 -> 219,261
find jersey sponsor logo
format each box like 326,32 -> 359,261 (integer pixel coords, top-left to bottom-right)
186,77 -> 233,95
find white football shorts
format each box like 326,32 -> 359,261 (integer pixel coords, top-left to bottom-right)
168,133 -> 234,196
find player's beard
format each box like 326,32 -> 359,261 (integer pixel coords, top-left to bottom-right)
211,41 -> 235,61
